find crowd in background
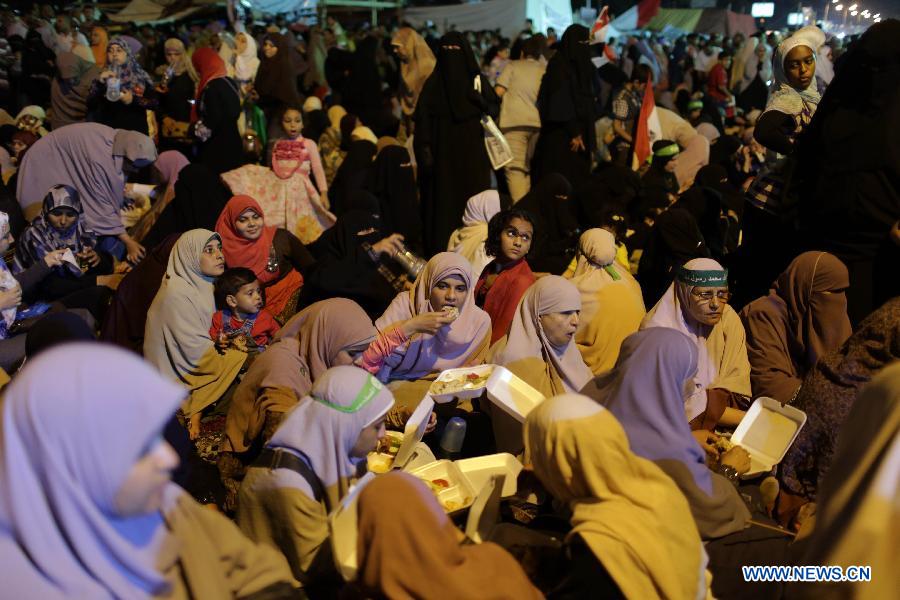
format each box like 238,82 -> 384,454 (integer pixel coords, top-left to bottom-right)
0,2 -> 897,599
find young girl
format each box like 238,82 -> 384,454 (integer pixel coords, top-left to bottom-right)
88,36 -> 158,135
266,106 -> 328,190
475,209 -> 537,344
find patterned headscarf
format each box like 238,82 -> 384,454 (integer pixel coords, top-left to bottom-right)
0,212 -> 19,338
106,36 -> 153,92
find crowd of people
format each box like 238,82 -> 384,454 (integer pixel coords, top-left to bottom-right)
0,3 -> 897,598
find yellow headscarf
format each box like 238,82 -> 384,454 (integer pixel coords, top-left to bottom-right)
91,26 -> 108,68
525,394 -> 708,600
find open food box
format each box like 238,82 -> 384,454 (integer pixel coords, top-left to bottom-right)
484,366 -> 545,422
731,397 -> 807,478
429,364 -> 495,403
366,395 -> 435,473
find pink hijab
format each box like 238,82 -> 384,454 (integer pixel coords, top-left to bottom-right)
374,252 -> 491,381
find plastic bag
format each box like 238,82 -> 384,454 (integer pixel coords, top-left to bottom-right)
473,76 -> 513,170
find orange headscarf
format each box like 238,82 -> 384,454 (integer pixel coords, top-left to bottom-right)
191,47 -> 228,122
91,26 -> 108,68
215,195 -> 278,284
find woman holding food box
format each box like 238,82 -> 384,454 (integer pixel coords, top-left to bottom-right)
237,366 -> 394,591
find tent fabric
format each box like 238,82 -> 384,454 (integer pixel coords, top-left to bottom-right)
612,8 -> 757,37
109,0 -> 218,24
403,0 -> 572,41
644,9 -> 704,34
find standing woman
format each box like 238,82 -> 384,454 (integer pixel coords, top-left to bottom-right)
90,25 -> 108,68
390,26 -> 435,135
157,38 -> 197,156
215,194 -> 316,322
144,229 -> 246,440
88,36 -> 158,135
234,31 -> 260,96
414,32 -> 499,256
191,47 -> 243,175
532,24 -> 595,189
254,33 -> 302,123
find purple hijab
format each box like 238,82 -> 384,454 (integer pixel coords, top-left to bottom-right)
0,343 -> 185,598
582,327 -> 714,495
374,252 -> 491,381
16,123 -> 157,236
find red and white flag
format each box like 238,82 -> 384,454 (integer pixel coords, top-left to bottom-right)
590,6 -> 617,65
611,0 -> 661,31
632,73 -> 662,169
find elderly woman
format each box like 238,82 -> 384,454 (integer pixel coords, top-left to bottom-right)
237,366 -> 394,590
741,251 -> 852,403
16,123 -> 157,263
642,257 -> 751,431
0,344 -> 297,599
568,228 -> 646,374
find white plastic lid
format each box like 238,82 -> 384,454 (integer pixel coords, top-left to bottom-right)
393,395 -> 434,469
732,397 -> 807,471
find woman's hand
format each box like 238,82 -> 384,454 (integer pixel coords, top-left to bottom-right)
720,446 -> 751,474
0,284 -> 22,311
76,248 -> 101,268
691,429 -> 719,457
569,135 -> 586,152
122,235 -> 146,263
42,249 -> 68,269
372,233 -> 406,257
119,89 -> 134,105
402,311 -> 456,337
99,70 -> 115,82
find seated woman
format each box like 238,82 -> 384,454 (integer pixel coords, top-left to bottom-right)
524,393 -> 709,599
374,252 -> 491,410
489,275 -> 592,398
144,229 -> 246,440
14,185 -> 118,311
224,298 -> 379,456
215,195 -> 316,323
0,343 -> 297,599
642,257 -> 751,431
237,366 -> 394,590
318,106 -> 349,188
740,251 -> 852,403
568,228 -> 646,374
447,189 -> 503,279
328,131 -> 377,216
352,472 -> 542,599
128,150 -> 191,244
583,328 -> 753,540
475,209 -> 537,345
776,297 -> 900,528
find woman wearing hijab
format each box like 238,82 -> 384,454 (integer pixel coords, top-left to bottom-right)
343,36 -> 386,129
50,50 -> 101,130
157,38 -> 198,156
237,366 -> 394,589
532,24 -> 596,189
414,31 -> 499,256
129,151 -> 191,244
775,297 -> 900,528
318,105 -> 348,187
793,363 -> 899,600
224,298 -> 378,455
736,37 -> 772,113
303,28 -> 328,93
222,139 -> 336,245
328,134 -> 376,217
215,195 -> 316,322
447,189 -> 503,278
369,143 -> 423,253
525,394 -> 709,600
515,173 -> 580,275
90,25 -> 108,67
144,229 -> 246,440
16,123 -> 157,263
88,36 -> 158,135
795,19 -> 900,324
234,31 -> 260,94
254,33 -> 302,121
375,252 -> 491,409
489,274 -> 591,399
642,258 -> 751,431
637,207 -> 710,307
740,251 -> 852,403
190,47 -> 243,175
0,344 -> 298,600
568,229 -> 645,374
391,26 -> 436,135
353,472 -> 542,600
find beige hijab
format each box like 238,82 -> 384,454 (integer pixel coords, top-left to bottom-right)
569,229 -> 646,374
391,27 -> 436,117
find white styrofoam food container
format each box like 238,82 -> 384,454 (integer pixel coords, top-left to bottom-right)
732,397 -> 807,477
455,453 -> 522,498
485,366 -> 545,422
328,472 -> 375,582
366,395 -> 434,473
429,364 -> 495,403
408,459 -> 477,514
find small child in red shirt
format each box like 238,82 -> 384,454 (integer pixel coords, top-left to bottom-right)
210,267 -> 280,353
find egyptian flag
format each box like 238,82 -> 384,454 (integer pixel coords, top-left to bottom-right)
611,0 -> 661,31
590,7 -> 618,67
632,73 -> 662,169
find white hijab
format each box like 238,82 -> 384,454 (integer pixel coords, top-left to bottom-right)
235,32 -> 260,82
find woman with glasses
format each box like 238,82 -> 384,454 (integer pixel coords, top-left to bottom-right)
641,258 -> 751,438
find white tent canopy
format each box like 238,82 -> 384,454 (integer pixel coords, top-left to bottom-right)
402,0 -> 572,41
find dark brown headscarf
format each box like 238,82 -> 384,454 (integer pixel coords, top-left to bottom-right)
741,251 -> 852,402
254,33 -> 302,107
355,471 -> 542,600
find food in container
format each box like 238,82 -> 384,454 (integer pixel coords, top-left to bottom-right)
408,459 -> 477,513
429,364 -> 495,402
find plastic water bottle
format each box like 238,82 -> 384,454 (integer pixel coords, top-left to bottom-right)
105,76 -> 121,102
439,417 -> 467,460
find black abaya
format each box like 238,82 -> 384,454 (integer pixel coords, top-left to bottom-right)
195,77 -> 244,175
414,32 -> 499,256
329,139 -> 376,217
516,173 -> 581,275
637,207 -> 711,307
368,145 -> 423,253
